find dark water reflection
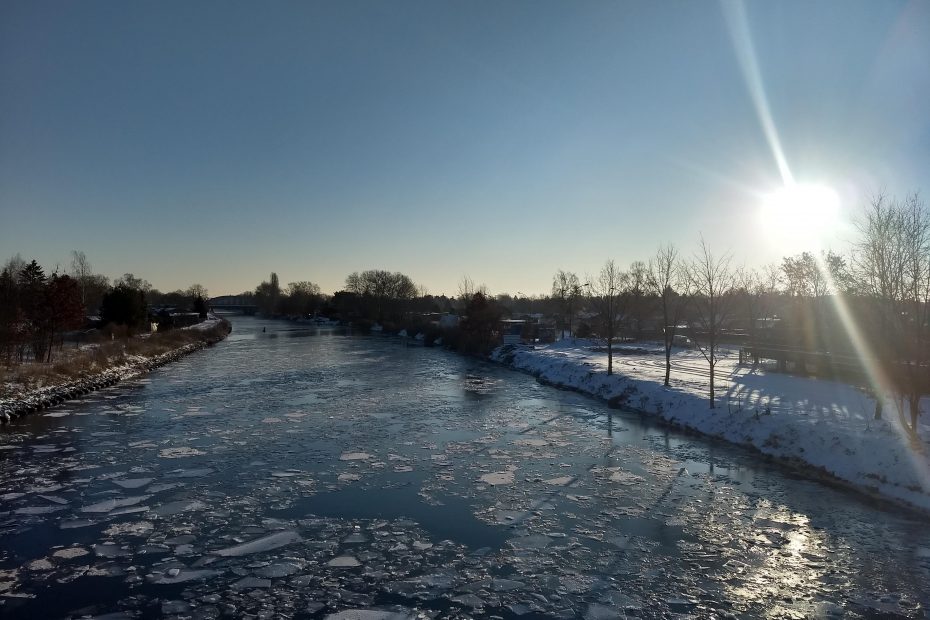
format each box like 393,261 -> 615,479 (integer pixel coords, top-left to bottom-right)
0,316 -> 928,619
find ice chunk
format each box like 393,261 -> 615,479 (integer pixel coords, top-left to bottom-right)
37,494 -> 69,504
104,521 -> 154,536
479,471 -> 514,485
213,530 -> 303,557
26,559 -> 54,571
15,505 -> 67,515
112,478 -> 153,489
231,576 -> 272,589
148,568 -> 222,584
584,603 -> 621,620
93,543 -> 131,558
327,555 -> 361,568
254,562 -> 301,578
158,447 -> 206,458
165,468 -> 214,478
340,452 -> 372,461
53,547 -> 89,559
324,609 -> 416,620
151,499 -> 207,517
80,495 -> 151,513
508,534 -> 552,549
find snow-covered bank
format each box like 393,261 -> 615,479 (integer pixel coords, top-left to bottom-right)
0,319 -> 230,422
491,339 -> 930,513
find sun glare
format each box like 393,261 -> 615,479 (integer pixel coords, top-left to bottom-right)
759,183 -> 840,249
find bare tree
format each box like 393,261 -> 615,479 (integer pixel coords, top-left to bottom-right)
627,261 -> 650,340
734,265 -> 777,366
186,283 -> 209,300
686,238 -> 735,408
851,192 -> 928,426
648,245 -> 687,386
588,259 -> 628,376
551,270 -> 582,338
69,250 -> 92,306
457,275 -> 489,309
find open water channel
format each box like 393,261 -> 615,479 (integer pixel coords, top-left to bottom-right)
1,316 -> 929,619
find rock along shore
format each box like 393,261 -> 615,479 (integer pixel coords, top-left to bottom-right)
0,320 -> 231,423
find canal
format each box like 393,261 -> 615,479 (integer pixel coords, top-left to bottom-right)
1,316 -> 928,618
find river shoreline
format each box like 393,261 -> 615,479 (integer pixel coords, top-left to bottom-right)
0,319 -> 231,423
489,341 -> 930,517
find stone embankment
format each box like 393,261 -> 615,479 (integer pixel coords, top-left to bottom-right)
0,320 -> 230,423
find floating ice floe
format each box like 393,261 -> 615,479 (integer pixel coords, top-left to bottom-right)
151,499 -> 207,517
158,447 -> 206,458
213,530 -> 303,557
14,505 -> 66,515
165,467 -> 214,478
104,521 -> 154,536
80,495 -> 151,513
232,576 -> 271,589
112,478 -> 153,489
479,471 -> 514,485
254,561 -> 302,578
324,609 -> 417,620
339,452 -> 372,461
52,547 -> 88,559
25,559 -> 54,571
326,555 -> 361,568
148,568 -> 222,584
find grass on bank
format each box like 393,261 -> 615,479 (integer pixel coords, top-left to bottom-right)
0,322 -> 229,397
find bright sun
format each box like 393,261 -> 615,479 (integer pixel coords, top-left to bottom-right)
759,182 -> 840,249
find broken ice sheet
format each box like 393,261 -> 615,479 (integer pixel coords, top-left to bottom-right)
324,609 -> 417,620
158,447 -> 207,458
213,530 -> 303,557
340,452 -> 372,461
253,561 -> 302,577
148,568 -> 222,584
80,495 -> 151,513
112,477 -> 153,489
104,521 -> 154,536
14,505 -> 67,515
478,470 -> 515,485
165,467 -> 214,478
51,546 -> 89,560
327,555 -> 361,568
150,499 -> 207,517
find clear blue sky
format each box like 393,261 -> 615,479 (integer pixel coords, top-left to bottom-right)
2,0 -> 928,296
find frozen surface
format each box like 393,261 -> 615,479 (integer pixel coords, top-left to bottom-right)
0,318 -> 928,619
492,339 -> 930,511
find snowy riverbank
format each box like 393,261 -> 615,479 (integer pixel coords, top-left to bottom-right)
491,339 -> 930,514
0,319 -> 230,422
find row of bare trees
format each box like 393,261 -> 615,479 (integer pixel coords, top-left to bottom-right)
577,239 -> 733,408
547,191 -> 929,435
1,251 -> 213,364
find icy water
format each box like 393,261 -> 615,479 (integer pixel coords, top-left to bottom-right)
2,317 -> 929,619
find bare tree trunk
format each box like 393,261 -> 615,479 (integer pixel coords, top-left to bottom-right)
607,324 -> 613,375
708,333 -> 716,408
664,344 -> 671,387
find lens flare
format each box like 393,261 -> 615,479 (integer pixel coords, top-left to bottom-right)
759,183 -> 840,247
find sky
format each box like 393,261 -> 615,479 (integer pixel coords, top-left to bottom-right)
1,0 -> 928,297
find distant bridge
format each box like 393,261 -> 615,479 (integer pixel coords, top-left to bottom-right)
210,295 -> 258,315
